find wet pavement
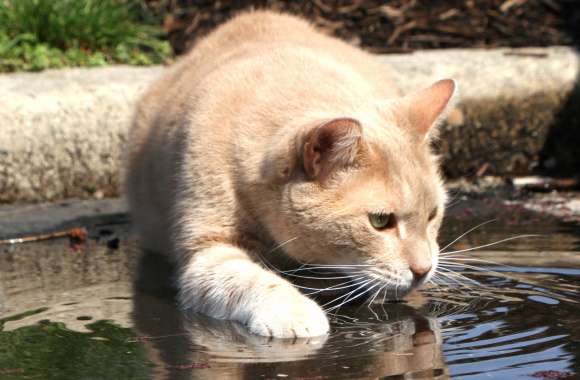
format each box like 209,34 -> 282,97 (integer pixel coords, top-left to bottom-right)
0,194 -> 579,379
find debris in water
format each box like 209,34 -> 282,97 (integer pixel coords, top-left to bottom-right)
0,227 -> 88,248
167,363 -> 210,370
126,333 -> 189,343
106,237 -> 120,250
69,228 -> 88,251
512,176 -> 579,192
531,370 -> 575,379
0,368 -> 24,375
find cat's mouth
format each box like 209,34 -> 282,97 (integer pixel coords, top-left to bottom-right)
363,271 -> 421,302
291,266 -> 430,310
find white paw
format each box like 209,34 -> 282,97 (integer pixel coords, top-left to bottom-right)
247,293 -> 329,338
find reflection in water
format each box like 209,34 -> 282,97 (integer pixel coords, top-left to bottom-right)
132,252 -> 448,379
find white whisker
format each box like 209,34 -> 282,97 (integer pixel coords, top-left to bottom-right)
368,283 -> 388,306
439,219 -> 497,252
295,262 -> 375,268
380,284 -> 389,304
325,281 -> 382,314
439,261 -> 513,280
438,256 -> 516,271
294,276 -> 368,293
437,266 -> 481,286
320,279 -> 373,309
440,234 -> 540,256
434,269 -> 467,287
282,272 -> 364,281
282,264 -> 372,273
266,236 -> 298,254
308,276 -> 370,294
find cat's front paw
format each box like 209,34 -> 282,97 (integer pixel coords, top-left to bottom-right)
247,293 -> 329,338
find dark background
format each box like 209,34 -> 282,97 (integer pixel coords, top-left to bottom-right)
142,0 -> 580,55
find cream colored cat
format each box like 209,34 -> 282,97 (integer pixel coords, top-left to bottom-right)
127,10 -> 456,338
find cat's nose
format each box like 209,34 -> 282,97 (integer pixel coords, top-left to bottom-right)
404,241 -> 433,282
410,263 -> 431,281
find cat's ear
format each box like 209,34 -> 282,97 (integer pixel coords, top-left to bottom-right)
303,118 -> 363,180
401,79 -> 457,139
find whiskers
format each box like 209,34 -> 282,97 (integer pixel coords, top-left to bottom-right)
255,237 -> 406,316
317,267 -> 411,317
432,219 -> 541,292
440,234 -> 540,257
438,219 -> 498,253
255,237 -> 377,308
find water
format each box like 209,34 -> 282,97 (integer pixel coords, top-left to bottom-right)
0,198 -> 579,379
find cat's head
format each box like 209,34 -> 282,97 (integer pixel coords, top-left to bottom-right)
261,79 -> 457,300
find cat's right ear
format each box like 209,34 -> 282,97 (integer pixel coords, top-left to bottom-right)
302,118 -> 363,181
400,79 -> 457,140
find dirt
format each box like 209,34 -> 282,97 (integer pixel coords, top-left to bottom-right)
142,0 -> 580,55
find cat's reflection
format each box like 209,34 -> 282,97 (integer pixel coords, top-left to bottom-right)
132,252 -> 448,379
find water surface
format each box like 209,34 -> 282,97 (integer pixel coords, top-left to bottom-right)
0,198 -> 578,379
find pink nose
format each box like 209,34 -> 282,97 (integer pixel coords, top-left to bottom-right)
410,263 -> 431,281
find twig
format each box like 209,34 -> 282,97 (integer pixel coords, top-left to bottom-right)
0,227 -> 87,245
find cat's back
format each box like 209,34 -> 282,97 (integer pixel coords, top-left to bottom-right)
136,12 -> 319,115
134,11 -> 398,135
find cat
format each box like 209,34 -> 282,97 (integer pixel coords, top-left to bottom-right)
126,10 -> 456,338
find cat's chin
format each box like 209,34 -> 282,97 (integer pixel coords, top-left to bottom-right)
365,271 -> 433,303
380,283 -> 416,302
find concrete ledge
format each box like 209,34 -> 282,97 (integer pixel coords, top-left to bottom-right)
0,66 -> 163,204
381,47 -> 580,177
0,47 -> 578,203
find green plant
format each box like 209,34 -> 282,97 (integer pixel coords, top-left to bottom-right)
0,0 -> 172,72
0,319 -> 153,380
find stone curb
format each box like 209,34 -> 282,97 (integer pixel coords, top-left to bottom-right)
0,47 -> 578,204
0,199 -> 127,239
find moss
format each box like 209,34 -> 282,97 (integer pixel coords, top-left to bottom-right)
0,319 -> 153,380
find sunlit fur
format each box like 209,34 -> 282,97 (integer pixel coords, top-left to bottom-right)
126,11 -> 456,338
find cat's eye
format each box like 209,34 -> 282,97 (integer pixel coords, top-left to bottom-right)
428,207 -> 438,221
369,212 -> 396,230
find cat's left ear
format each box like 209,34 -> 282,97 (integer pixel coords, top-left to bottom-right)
261,118 -> 363,184
400,79 -> 457,139
302,118 -> 363,180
